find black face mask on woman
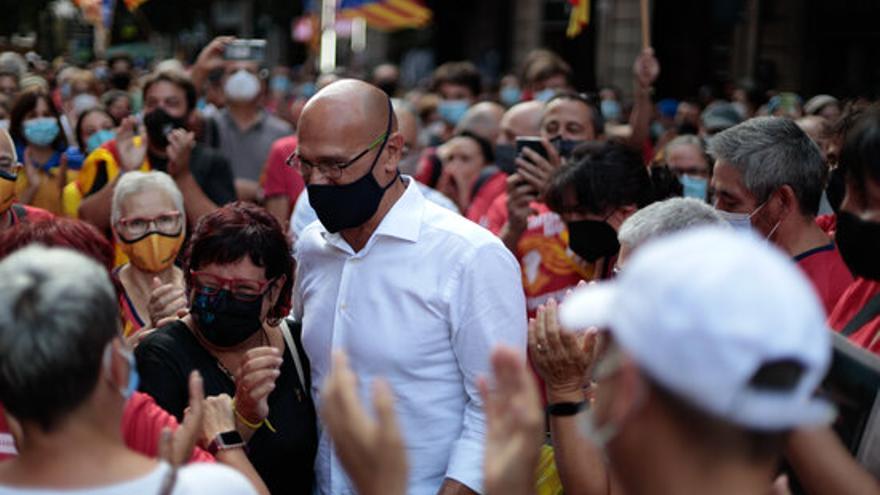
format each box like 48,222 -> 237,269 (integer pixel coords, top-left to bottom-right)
191,288 -> 265,348
836,211 -> 880,280
307,98 -> 398,233
567,220 -> 620,263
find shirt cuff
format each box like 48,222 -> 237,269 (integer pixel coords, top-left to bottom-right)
445,435 -> 484,494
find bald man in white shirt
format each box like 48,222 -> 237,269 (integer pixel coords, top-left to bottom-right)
291,79 -> 527,495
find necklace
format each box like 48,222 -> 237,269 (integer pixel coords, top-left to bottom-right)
214,327 -> 270,383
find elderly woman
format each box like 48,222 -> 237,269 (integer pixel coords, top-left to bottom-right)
136,202 -> 317,494
0,246 -> 258,494
111,171 -> 187,339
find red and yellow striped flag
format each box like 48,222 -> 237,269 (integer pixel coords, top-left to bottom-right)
566,0 -> 590,38
338,0 -> 432,31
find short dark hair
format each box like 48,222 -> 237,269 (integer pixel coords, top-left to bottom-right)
432,61 -> 482,99
547,92 -> 605,138
184,202 -> 293,324
522,49 -> 572,87
9,90 -> 68,151
456,130 -> 494,165
840,106 -> 880,196
142,71 -> 198,113
546,141 -> 655,215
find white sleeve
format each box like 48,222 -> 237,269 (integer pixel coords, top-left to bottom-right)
174,463 -> 259,495
445,240 -> 528,492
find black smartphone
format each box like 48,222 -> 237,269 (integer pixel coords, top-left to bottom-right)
224,39 -> 267,62
515,137 -> 549,162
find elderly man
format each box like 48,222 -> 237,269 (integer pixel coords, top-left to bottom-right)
709,117 -> 853,313
292,79 -> 526,495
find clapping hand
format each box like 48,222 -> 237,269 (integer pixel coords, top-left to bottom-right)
148,276 -> 188,328
479,346 -> 544,495
158,371 -> 205,466
116,117 -> 146,172
234,346 -> 283,426
320,351 -> 408,495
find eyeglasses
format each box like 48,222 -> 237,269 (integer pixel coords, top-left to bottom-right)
0,157 -> 20,179
285,131 -> 388,181
191,271 -> 277,302
116,211 -> 182,238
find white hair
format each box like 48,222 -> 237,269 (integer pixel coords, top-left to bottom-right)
111,171 -> 185,226
618,197 -> 727,250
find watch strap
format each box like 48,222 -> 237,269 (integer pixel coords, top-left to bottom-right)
546,401 -> 586,417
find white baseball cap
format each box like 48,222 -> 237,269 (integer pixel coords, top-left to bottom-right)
559,227 -> 835,431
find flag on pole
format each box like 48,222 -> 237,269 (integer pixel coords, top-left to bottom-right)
566,0 -> 590,38
338,0 -> 431,31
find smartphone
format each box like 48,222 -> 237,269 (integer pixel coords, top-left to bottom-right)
224,39 -> 267,62
515,137 -> 549,162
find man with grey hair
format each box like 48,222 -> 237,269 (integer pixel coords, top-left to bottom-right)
0,246 -> 257,494
708,116 -> 853,313
616,197 -> 725,268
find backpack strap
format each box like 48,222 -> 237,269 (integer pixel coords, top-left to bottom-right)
280,318 -> 308,393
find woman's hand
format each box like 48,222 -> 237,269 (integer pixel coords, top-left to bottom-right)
528,298 -> 598,402
198,393 -> 237,448
320,351 -> 408,495
234,346 -> 283,425
480,346 -> 544,495
149,277 -> 188,328
158,370 -> 204,467
117,117 -> 146,172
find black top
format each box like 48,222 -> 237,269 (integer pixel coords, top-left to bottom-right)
135,320 -> 317,494
86,143 -> 236,207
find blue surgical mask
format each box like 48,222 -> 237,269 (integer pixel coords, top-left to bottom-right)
534,88 -> 557,103
716,209 -> 753,232
105,344 -> 139,400
680,174 -> 708,201
500,87 -> 522,107
601,99 -> 622,122
23,117 -> 60,146
86,129 -> 116,153
271,75 -> 291,94
438,99 -> 470,126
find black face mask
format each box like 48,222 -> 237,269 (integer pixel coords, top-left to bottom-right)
110,72 -> 132,90
494,143 -> 517,174
308,98 -> 398,233
567,220 -> 620,263
551,136 -> 586,160
191,288 -> 265,348
836,211 -> 880,280
143,107 -> 187,149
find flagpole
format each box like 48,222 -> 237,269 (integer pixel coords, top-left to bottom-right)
319,0 -> 337,74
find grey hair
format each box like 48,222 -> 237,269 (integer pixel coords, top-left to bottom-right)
664,134 -> 706,155
707,117 -> 826,216
111,171 -> 185,226
0,246 -> 119,431
618,197 -> 727,250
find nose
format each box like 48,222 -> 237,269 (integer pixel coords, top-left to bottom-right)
306,167 -> 333,186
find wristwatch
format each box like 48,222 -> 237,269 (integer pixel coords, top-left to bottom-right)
546,401 -> 586,417
206,430 -> 246,456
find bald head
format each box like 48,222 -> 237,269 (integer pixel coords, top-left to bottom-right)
498,100 -> 545,145
455,101 -> 505,143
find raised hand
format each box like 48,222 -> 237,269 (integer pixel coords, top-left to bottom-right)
320,351 -> 408,495
166,129 -> 195,178
633,47 -> 660,89
528,298 -> 598,402
479,346 -> 544,495
506,173 -> 538,232
148,276 -> 188,328
116,116 -> 146,172
515,138 -> 562,196
158,370 -> 205,466
234,346 -> 283,426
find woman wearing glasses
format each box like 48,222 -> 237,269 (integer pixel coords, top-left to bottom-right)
111,171 -> 188,341
135,202 -> 317,495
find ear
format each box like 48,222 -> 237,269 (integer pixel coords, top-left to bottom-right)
268,274 -> 287,306
105,338 -> 129,391
777,185 -> 798,216
383,132 -> 406,174
606,358 -> 646,424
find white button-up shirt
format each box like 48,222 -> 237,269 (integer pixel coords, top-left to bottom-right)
293,179 -> 527,495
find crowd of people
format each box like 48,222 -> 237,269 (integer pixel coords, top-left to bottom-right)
0,36 -> 879,495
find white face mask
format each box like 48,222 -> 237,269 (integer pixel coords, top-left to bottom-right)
716,209 -> 753,232
224,69 -> 261,102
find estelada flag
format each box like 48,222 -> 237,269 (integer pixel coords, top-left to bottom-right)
338,0 -> 432,31
566,0 -> 590,38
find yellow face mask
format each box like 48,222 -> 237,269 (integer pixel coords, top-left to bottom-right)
118,231 -> 185,273
0,174 -> 16,213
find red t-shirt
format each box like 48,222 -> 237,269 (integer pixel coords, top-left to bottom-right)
10,204 -> 53,225
795,243 -> 854,315
261,136 -> 305,208
485,194 -> 594,317
122,392 -> 215,463
0,405 -> 15,461
467,172 -> 508,227
828,278 -> 880,354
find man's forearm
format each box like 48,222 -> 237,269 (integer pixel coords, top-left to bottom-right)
625,83 -> 652,154
78,177 -> 118,231
175,172 -> 218,225
214,447 -> 270,495
499,221 -> 525,254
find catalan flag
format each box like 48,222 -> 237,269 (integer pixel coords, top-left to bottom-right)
338,0 -> 432,31
566,0 -> 590,38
